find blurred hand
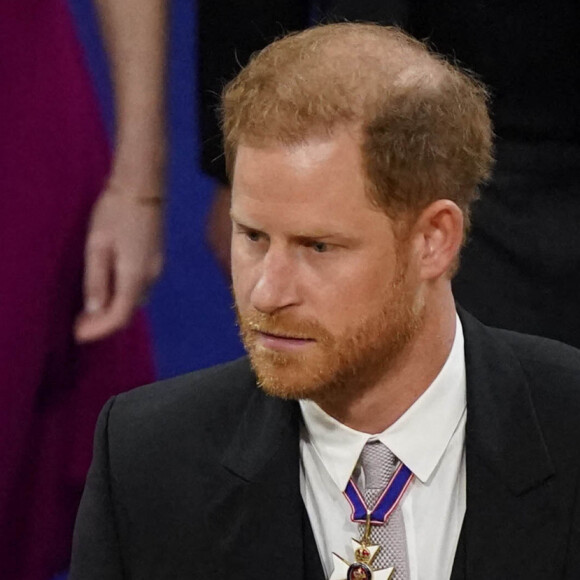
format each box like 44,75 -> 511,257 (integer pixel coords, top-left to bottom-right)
75,187 -> 164,342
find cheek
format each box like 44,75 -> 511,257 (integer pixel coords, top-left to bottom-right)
231,245 -> 264,311
231,252 -> 251,307
314,275 -> 388,335
232,279 -> 251,313
340,261 -> 393,304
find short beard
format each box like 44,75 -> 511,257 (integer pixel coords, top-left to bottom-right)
236,261 -> 425,402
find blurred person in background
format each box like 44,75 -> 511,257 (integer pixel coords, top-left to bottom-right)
199,0 -> 580,347
0,0 -> 166,578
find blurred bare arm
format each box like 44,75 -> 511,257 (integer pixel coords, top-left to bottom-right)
75,0 -> 167,343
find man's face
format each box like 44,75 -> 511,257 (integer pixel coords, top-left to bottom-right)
231,130 -> 424,401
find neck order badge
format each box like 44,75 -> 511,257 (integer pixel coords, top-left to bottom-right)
330,463 -> 414,580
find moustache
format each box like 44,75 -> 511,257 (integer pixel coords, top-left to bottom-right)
237,310 -> 333,343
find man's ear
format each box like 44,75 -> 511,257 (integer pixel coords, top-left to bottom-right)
411,200 -> 464,281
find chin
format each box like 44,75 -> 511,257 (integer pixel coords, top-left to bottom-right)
249,349 -> 334,400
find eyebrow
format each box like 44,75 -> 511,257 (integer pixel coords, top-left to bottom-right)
230,211 -> 251,225
291,233 -> 350,243
230,213 -> 355,244
230,214 -> 259,231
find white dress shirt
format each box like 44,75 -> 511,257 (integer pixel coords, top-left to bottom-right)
299,315 -> 466,580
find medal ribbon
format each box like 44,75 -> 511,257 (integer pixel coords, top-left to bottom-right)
344,462 -> 413,525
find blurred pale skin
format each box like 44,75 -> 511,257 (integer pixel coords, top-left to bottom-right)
74,0 -> 166,343
231,128 -> 464,433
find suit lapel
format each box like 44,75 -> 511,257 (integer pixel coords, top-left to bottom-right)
206,384 -> 324,580
458,310 -> 561,579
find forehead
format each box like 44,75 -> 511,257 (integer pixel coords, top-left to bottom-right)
231,132 -> 390,234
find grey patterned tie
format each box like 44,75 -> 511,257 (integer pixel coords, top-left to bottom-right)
357,440 -> 410,579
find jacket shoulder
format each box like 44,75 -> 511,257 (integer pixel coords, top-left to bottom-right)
461,306 -> 580,438
116,356 -> 254,408
494,328 -> 580,388
489,328 -> 580,438
104,356 -> 257,448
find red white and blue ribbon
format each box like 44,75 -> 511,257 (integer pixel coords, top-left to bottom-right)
344,462 -> 414,525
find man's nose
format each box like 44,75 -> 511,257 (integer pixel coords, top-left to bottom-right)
250,247 -> 300,314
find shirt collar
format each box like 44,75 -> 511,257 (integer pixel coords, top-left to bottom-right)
300,314 -> 466,490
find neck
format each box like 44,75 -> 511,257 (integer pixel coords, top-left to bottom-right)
312,292 -> 457,434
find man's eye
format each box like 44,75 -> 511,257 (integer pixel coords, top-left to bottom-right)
311,242 -> 328,253
246,231 -> 261,242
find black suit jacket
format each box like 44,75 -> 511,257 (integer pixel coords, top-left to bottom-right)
70,310 -> 580,579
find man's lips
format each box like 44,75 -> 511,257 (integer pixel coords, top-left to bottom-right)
254,330 -> 316,351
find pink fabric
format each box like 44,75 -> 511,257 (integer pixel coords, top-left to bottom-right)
0,1 -> 156,578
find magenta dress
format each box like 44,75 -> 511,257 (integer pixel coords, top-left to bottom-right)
0,1 -> 156,578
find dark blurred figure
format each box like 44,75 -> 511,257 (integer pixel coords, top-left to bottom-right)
199,0 -> 580,347
199,0 -> 310,271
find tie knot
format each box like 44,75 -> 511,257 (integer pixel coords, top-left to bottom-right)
359,440 -> 398,490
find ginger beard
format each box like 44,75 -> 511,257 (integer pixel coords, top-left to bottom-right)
236,257 -> 425,401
